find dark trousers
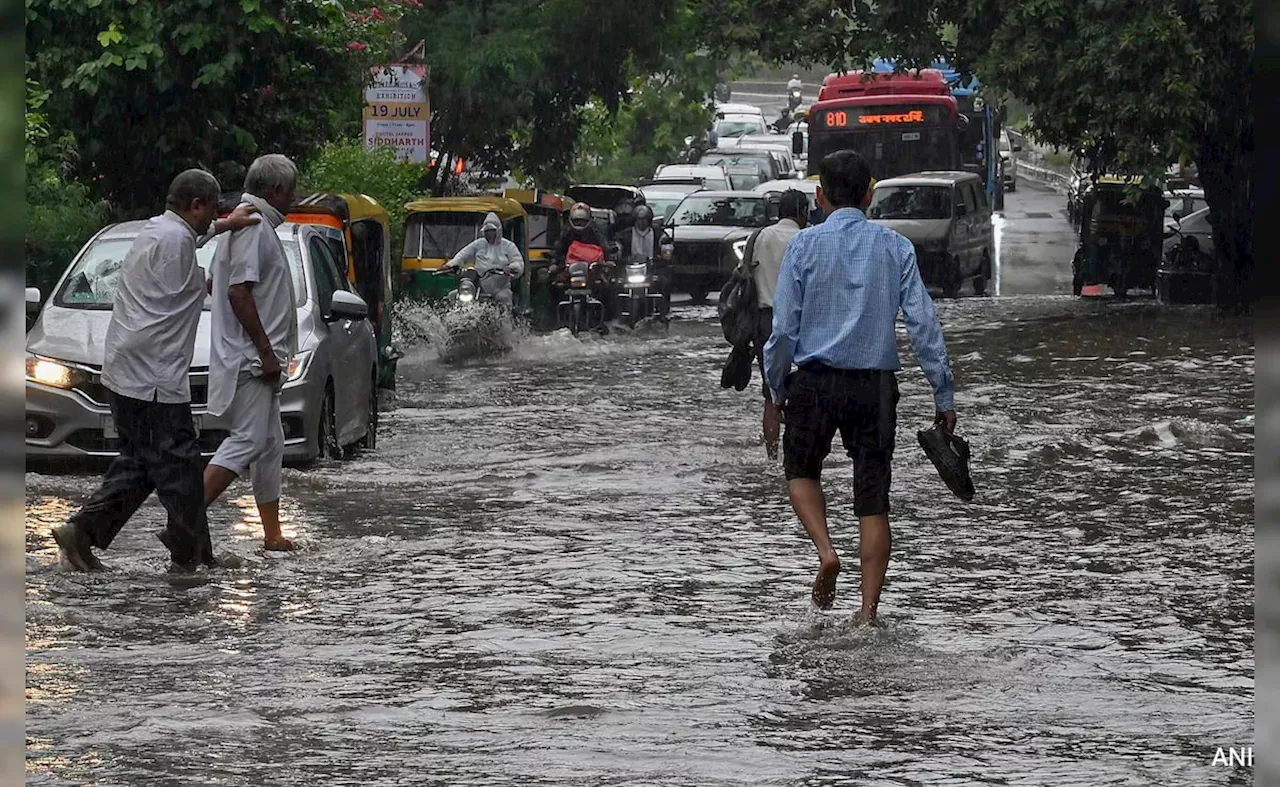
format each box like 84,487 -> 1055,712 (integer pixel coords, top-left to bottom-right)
69,391 -> 212,566
754,307 -> 774,400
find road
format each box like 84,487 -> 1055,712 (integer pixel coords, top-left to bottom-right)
24,157 -> 1253,784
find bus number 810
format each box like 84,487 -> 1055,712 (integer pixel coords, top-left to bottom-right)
824,111 -> 849,128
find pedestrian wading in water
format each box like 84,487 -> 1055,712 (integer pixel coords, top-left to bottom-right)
51,169 -> 261,573
204,154 -> 301,552
763,149 -> 957,623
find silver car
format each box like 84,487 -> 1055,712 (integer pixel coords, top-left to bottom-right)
25,221 -> 378,466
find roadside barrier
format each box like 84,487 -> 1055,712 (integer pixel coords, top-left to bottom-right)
1017,160 -> 1070,192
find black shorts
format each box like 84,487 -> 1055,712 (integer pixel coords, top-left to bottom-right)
782,366 -> 899,517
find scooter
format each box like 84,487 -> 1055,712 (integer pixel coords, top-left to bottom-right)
433,267 -> 514,364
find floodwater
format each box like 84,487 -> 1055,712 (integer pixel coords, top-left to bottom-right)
26,296 -> 1254,786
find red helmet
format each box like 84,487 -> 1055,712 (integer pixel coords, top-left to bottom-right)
569,202 -> 592,229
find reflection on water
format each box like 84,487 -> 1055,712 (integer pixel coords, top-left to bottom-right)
27,297 -> 1253,786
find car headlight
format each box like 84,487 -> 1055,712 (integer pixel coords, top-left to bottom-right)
286,351 -> 313,383
25,356 -> 85,390
732,239 -> 747,261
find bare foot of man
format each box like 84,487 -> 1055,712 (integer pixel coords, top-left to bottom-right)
263,536 -> 295,552
811,555 -> 841,609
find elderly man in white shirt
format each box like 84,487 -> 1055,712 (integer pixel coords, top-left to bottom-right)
52,169 -> 260,573
748,189 -> 808,457
205,154 -> 302,552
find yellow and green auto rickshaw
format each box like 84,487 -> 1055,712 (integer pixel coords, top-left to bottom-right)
503,188 -> 568,331
400,196 -> 532,310
287,193 -> 400,390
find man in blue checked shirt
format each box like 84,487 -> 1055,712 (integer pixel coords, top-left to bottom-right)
763,149 -> 957,622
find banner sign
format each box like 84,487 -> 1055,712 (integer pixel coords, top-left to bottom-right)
363,64 -> 430,163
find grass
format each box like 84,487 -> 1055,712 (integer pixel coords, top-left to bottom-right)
1040,151 -> 1071,168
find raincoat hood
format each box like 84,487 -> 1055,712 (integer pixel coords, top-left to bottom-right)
482,212 -> 502,235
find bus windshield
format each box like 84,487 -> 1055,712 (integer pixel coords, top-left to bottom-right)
807,125 -> 959,180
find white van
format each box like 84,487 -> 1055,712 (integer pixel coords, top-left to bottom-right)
866,171 -> 994,297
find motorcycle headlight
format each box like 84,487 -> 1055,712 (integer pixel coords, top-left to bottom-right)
286,351 -> 313,383
732,239 -> 747,261
25,356 -> 85,390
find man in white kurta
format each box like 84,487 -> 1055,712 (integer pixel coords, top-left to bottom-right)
205,154 -> 300,551
51,170 -> 260,573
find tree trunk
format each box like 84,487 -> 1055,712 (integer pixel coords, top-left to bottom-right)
1198,125 -> 1253,312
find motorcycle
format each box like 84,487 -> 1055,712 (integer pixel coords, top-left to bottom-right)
555,242 -> 610,336
786,86 -> 803,113
616,255 -> 667,329
432,267 -> 515,363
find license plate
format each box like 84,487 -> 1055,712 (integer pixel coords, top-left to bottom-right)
902,132 -> 921,141
102,415 -> 117,439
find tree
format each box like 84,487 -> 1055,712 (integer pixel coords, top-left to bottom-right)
399,0 -> 679,193
300,139 -> 425,259
698,0 -> 1254,308
25,0 -> 403,216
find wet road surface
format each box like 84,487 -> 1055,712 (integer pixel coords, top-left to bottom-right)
26,199 -> 1253,785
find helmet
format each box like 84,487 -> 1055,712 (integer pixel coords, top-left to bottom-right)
634,204 -> 653,224
569,202 -> 591,229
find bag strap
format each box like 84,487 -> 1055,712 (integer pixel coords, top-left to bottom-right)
737,227 -> 766,275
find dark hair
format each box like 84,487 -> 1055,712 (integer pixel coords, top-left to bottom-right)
779,189 -> 808,221
819,150 -> 872,208
165,169 -> 220,212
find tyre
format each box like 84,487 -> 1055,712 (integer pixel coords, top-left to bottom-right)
318,385 -> 342,460
688,285 -> 709,305
974,253 -> 991,296
357,371 -> 377,451
994,184 -> 1005,212
1007,177 -> 1016,193
628,294 -> 644,327
1071,250 -> 1085,296
942,259 -> 963,298
571,301 -> 583,336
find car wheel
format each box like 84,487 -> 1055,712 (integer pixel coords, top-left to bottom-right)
358,370 -> 377,451
942,260 -> 963,298
974,253 -> 991,296
318,384 -> 342,460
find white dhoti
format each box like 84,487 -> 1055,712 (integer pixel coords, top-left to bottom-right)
209,373 -> 284,504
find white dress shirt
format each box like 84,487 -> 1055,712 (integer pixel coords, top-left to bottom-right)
100,211 -> 216,404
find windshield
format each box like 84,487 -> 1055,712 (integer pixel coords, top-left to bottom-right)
646,197 -> 688,221
808,126 -> 959,180
1166,196 -> 1208,219
403,212 -> 486,259
54,233 -> 305,309
671,196 -> 767,227
715,119 -> 766,138
867,185 -> 953,220
727,171 -> 764,190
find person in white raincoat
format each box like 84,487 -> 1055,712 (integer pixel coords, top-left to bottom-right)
441,212 -> 525,309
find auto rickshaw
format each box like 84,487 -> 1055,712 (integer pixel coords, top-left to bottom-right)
400,196 -> 532,313
504,188 -> 567,332
287,193 -> 400,389
1071,176 -> 1168,298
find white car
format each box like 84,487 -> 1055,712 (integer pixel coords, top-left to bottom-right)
753,178 -> 822,223
652,164 -> 730,191
25,221 -> 378,465
1163,188 -> 1208,232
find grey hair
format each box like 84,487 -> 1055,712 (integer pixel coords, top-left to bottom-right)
165,168 -> 220,211
244,153 -> 298,197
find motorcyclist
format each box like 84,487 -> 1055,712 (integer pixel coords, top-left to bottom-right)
552,202 -> 615,324
441,211 -> 525,310
618,204 -> 673,313
786,74 -> 803,111
786,74 -> 803,93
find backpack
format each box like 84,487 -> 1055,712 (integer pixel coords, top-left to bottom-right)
718,227 -> 765,346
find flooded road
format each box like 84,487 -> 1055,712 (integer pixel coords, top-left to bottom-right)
26,290 -> 1253,786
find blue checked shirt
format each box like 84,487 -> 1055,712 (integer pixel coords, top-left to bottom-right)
763,207 -> 955,411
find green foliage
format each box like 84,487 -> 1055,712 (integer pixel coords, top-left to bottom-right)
571,81 -> 713,186
400,0 -> 681,192
300,139 -> 425,260
26,0 -> 404,216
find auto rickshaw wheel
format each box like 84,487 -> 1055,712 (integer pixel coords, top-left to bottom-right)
942,259 -> 963,298
689,285 -> 709,305
974,253 -> 992,296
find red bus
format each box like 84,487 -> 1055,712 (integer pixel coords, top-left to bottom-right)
799,69 -> 965,179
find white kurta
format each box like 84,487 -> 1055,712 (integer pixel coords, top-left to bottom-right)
207,194 -> 298,418
101,211 -> 216,404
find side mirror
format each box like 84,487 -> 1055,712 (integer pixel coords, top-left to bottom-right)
792,131 -> 804,155
328,290 -> 368,321
26,287 -> 41,312
1012,144 -> 1022,152
956,204 -> 969,217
